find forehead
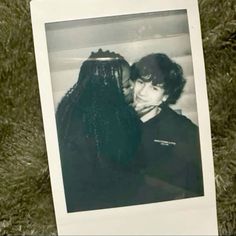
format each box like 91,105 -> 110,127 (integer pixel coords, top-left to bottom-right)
138,74 -> 164,85
140,74 -> 152,81
136,79 -> 164,87
136,62 -> 164,82
121,65 -> 130,79
122,64 -> 130,72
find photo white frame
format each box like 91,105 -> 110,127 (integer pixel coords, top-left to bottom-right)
30,0 -> 218,235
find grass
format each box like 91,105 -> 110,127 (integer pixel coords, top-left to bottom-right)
0,0 -> 235,235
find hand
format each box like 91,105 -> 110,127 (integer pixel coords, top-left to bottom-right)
133,102 -> 157,117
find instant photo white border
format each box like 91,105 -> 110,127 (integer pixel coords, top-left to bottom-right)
31,0 -> 218,235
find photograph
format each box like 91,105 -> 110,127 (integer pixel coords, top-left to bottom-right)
46,10 -> 204,213
31,0 -> 218,235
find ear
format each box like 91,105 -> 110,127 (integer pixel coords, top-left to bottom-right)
162,95 -> 168,102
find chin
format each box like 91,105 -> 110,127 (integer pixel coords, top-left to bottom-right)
125,96 -> 133,104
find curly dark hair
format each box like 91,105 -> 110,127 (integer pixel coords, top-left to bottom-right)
130,53 -> 186,104
56,49 -> 140,166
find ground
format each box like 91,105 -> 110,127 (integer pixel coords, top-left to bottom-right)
0,0 -> 235,235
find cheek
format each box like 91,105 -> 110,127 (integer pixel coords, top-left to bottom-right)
133,84 -> 138,96
123,87 -> 131,96
153,93 -> 165,104
134,83 -> 142,94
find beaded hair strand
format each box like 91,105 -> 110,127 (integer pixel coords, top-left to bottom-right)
56,49 -> 140,166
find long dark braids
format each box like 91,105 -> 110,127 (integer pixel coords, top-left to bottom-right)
56,49 -> 141,167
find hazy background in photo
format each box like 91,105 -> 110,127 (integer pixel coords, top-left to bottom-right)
45,10 -> 199,125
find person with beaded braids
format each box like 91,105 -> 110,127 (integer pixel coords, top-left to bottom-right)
56,49 -> 143,212
130,53 -> 204,202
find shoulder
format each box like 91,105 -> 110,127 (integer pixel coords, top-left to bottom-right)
159,106 -> 199,139
163,106 -> 197,127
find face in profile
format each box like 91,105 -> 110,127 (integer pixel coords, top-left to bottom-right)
121,65 -> 134,104
133,76 -> 168,107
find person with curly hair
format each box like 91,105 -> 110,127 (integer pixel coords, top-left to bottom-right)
56,49 -> 142,212
131,53 -> 204,202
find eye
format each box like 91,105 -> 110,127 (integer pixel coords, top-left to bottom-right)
123,83 -> 130,89
136,79 -> 144,84
152,86 -> 159,91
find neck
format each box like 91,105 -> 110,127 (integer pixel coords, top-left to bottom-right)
140,106 -> 161,123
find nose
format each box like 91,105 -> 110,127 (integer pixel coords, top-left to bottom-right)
139,83 -> 149,96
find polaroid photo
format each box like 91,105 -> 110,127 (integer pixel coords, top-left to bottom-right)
30,0 -> 218,235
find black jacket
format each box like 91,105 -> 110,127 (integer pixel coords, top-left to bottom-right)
135,105 -> 204,202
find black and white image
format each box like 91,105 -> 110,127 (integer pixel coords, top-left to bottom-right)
31,0 -> 218,234
46,10 -> 204,212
